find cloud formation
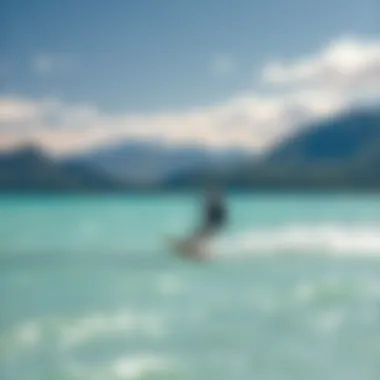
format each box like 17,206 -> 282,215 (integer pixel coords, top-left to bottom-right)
1,36 -> 380,155
262,37 -> 380,95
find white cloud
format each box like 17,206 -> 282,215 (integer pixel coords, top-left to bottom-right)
1,36 -> 379,155
211,54 -> 235,75
32,53 -> 75,75
0,90 -> 349,155
0,98 -> 44,124
262,36 -> 380,95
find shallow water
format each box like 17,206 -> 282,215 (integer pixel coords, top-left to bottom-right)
1,194 -> 380,379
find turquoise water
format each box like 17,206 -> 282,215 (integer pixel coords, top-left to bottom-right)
1,194 -> 380,379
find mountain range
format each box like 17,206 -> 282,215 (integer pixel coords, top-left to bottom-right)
164,107 -> 380,190
65,142 -> 254,186
0,147 -> 123,192
0,106 -> 379,192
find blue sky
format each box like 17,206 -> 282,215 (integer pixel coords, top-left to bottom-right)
1,0 -> 380,153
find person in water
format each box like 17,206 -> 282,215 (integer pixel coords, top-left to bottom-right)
193,186 -> 227,240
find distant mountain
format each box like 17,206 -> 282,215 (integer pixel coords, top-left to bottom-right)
265,107 -> 380,167
164,107 -> 380,190
66,141 -> 254,185
2,107 -> 379,192
0,146 -> 123,192
246,107 -> 380,189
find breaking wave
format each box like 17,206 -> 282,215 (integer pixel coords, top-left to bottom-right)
216,223 -> 380,257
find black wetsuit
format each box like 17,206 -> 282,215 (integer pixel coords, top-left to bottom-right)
203,198 -> 226,233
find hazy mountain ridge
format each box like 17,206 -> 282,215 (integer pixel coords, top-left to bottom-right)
0,146 -> 123,192
0,106 -> 379,192
164,107 -> 380,190
66,141 -> 254,185
265,108 -> 380,165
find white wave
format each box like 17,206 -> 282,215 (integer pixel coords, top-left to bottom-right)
59,310 -> 166,349
1,310 -> 166,356
64,353 -> 179,380
112,353 -> 177,379
215,223 -> 380,256
0,321 -> 41,352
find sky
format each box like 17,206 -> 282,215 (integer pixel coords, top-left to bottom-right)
1,0 -> 380,155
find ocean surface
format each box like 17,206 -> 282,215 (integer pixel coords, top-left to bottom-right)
1,193 -> 380,380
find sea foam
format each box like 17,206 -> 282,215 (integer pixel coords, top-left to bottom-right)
216,223 -> 380,256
